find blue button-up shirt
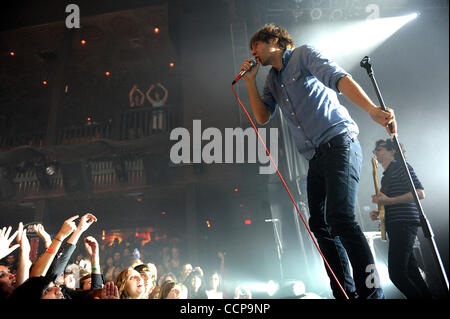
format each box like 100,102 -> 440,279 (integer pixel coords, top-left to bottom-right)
261,45 -> 359,160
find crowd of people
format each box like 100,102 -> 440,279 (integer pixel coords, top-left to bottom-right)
0,213 -> 254,300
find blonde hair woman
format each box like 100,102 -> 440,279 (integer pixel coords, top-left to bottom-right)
114,268 -> 145,299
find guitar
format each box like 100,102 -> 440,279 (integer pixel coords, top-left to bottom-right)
371,157 -> 387,241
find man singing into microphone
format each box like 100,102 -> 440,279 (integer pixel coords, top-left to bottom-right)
240,24 -> 396,299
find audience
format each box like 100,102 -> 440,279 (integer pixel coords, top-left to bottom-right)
134,263 -> 157,299
179,263 -> 193,283
103,256 -> 117,282
158,280 -> 187,299
129,84 -> 145,108
184,267 -> 207,299
114,268 -> 145,299
146,82 -> 168,131
0,213 -> 262,300
205,271 -> 223,299
146,83 -> 168,107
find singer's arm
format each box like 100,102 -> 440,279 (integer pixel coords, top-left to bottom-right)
337,76 -> 397,134
245,79 -> 271,125
239,58 -> 271,125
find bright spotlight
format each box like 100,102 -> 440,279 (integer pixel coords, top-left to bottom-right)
266,280 -> 279,297
45,165 -> 56,176
406,12 -> 420,21
292,281 -> 306,296
246,281 -> 279,297
300,12 -> 421,66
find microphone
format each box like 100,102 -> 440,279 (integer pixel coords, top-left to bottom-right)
265,218 -> 280,222
232,58 -> 257,84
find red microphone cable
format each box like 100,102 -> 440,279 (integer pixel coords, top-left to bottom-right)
232,83 -> 349,300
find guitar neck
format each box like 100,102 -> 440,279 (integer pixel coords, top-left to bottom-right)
371,158 -> 381,196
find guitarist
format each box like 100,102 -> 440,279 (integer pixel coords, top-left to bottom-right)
370,139 -> 432,299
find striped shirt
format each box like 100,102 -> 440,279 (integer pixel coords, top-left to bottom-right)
380,160 -> 423,226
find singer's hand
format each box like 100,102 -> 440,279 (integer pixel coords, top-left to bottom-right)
240,57 -> 259,81
369,106 -> 397,135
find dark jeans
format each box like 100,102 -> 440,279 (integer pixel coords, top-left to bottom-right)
307,133 -> 384,299
387,223 -> 433,299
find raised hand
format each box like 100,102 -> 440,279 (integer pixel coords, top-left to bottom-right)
15,222 -> 31,287
57,215 -> 79,240
33,224 -> 52,247
84,236 -> 99,259
100,281 -> 119,299
193,266 -> 204,277
0,226 -> 20,260
16,222 -> 30,256
76,213 -> 97,233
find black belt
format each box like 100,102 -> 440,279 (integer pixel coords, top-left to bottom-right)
315,132 -> 356,155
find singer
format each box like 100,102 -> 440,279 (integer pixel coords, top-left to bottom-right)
239,24 -> 397,299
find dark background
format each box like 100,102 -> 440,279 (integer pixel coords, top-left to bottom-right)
0,0 -> 448,298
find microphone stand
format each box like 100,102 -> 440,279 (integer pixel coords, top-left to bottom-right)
360,56 -> 449,297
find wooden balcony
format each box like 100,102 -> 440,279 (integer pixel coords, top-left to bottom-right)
0,105 -> 178,150
0,105 -> 180,201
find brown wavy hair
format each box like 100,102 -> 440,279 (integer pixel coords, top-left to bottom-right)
375,139 -> 406,161
114,268 -> 144,299
250,24 -> 295,50
158,280 -> 187,299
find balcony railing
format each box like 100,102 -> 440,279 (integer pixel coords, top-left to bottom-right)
0,105 -> 178,150
11,157 -> 147,198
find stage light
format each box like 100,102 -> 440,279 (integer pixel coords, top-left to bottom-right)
45,165 -> 56,176
302,12 -> 421,66
266,280 -> 279,297
272,280 -> 310,298
243,282 -> 272,296
292,281 -> 306,296
406,12 -> 420,20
